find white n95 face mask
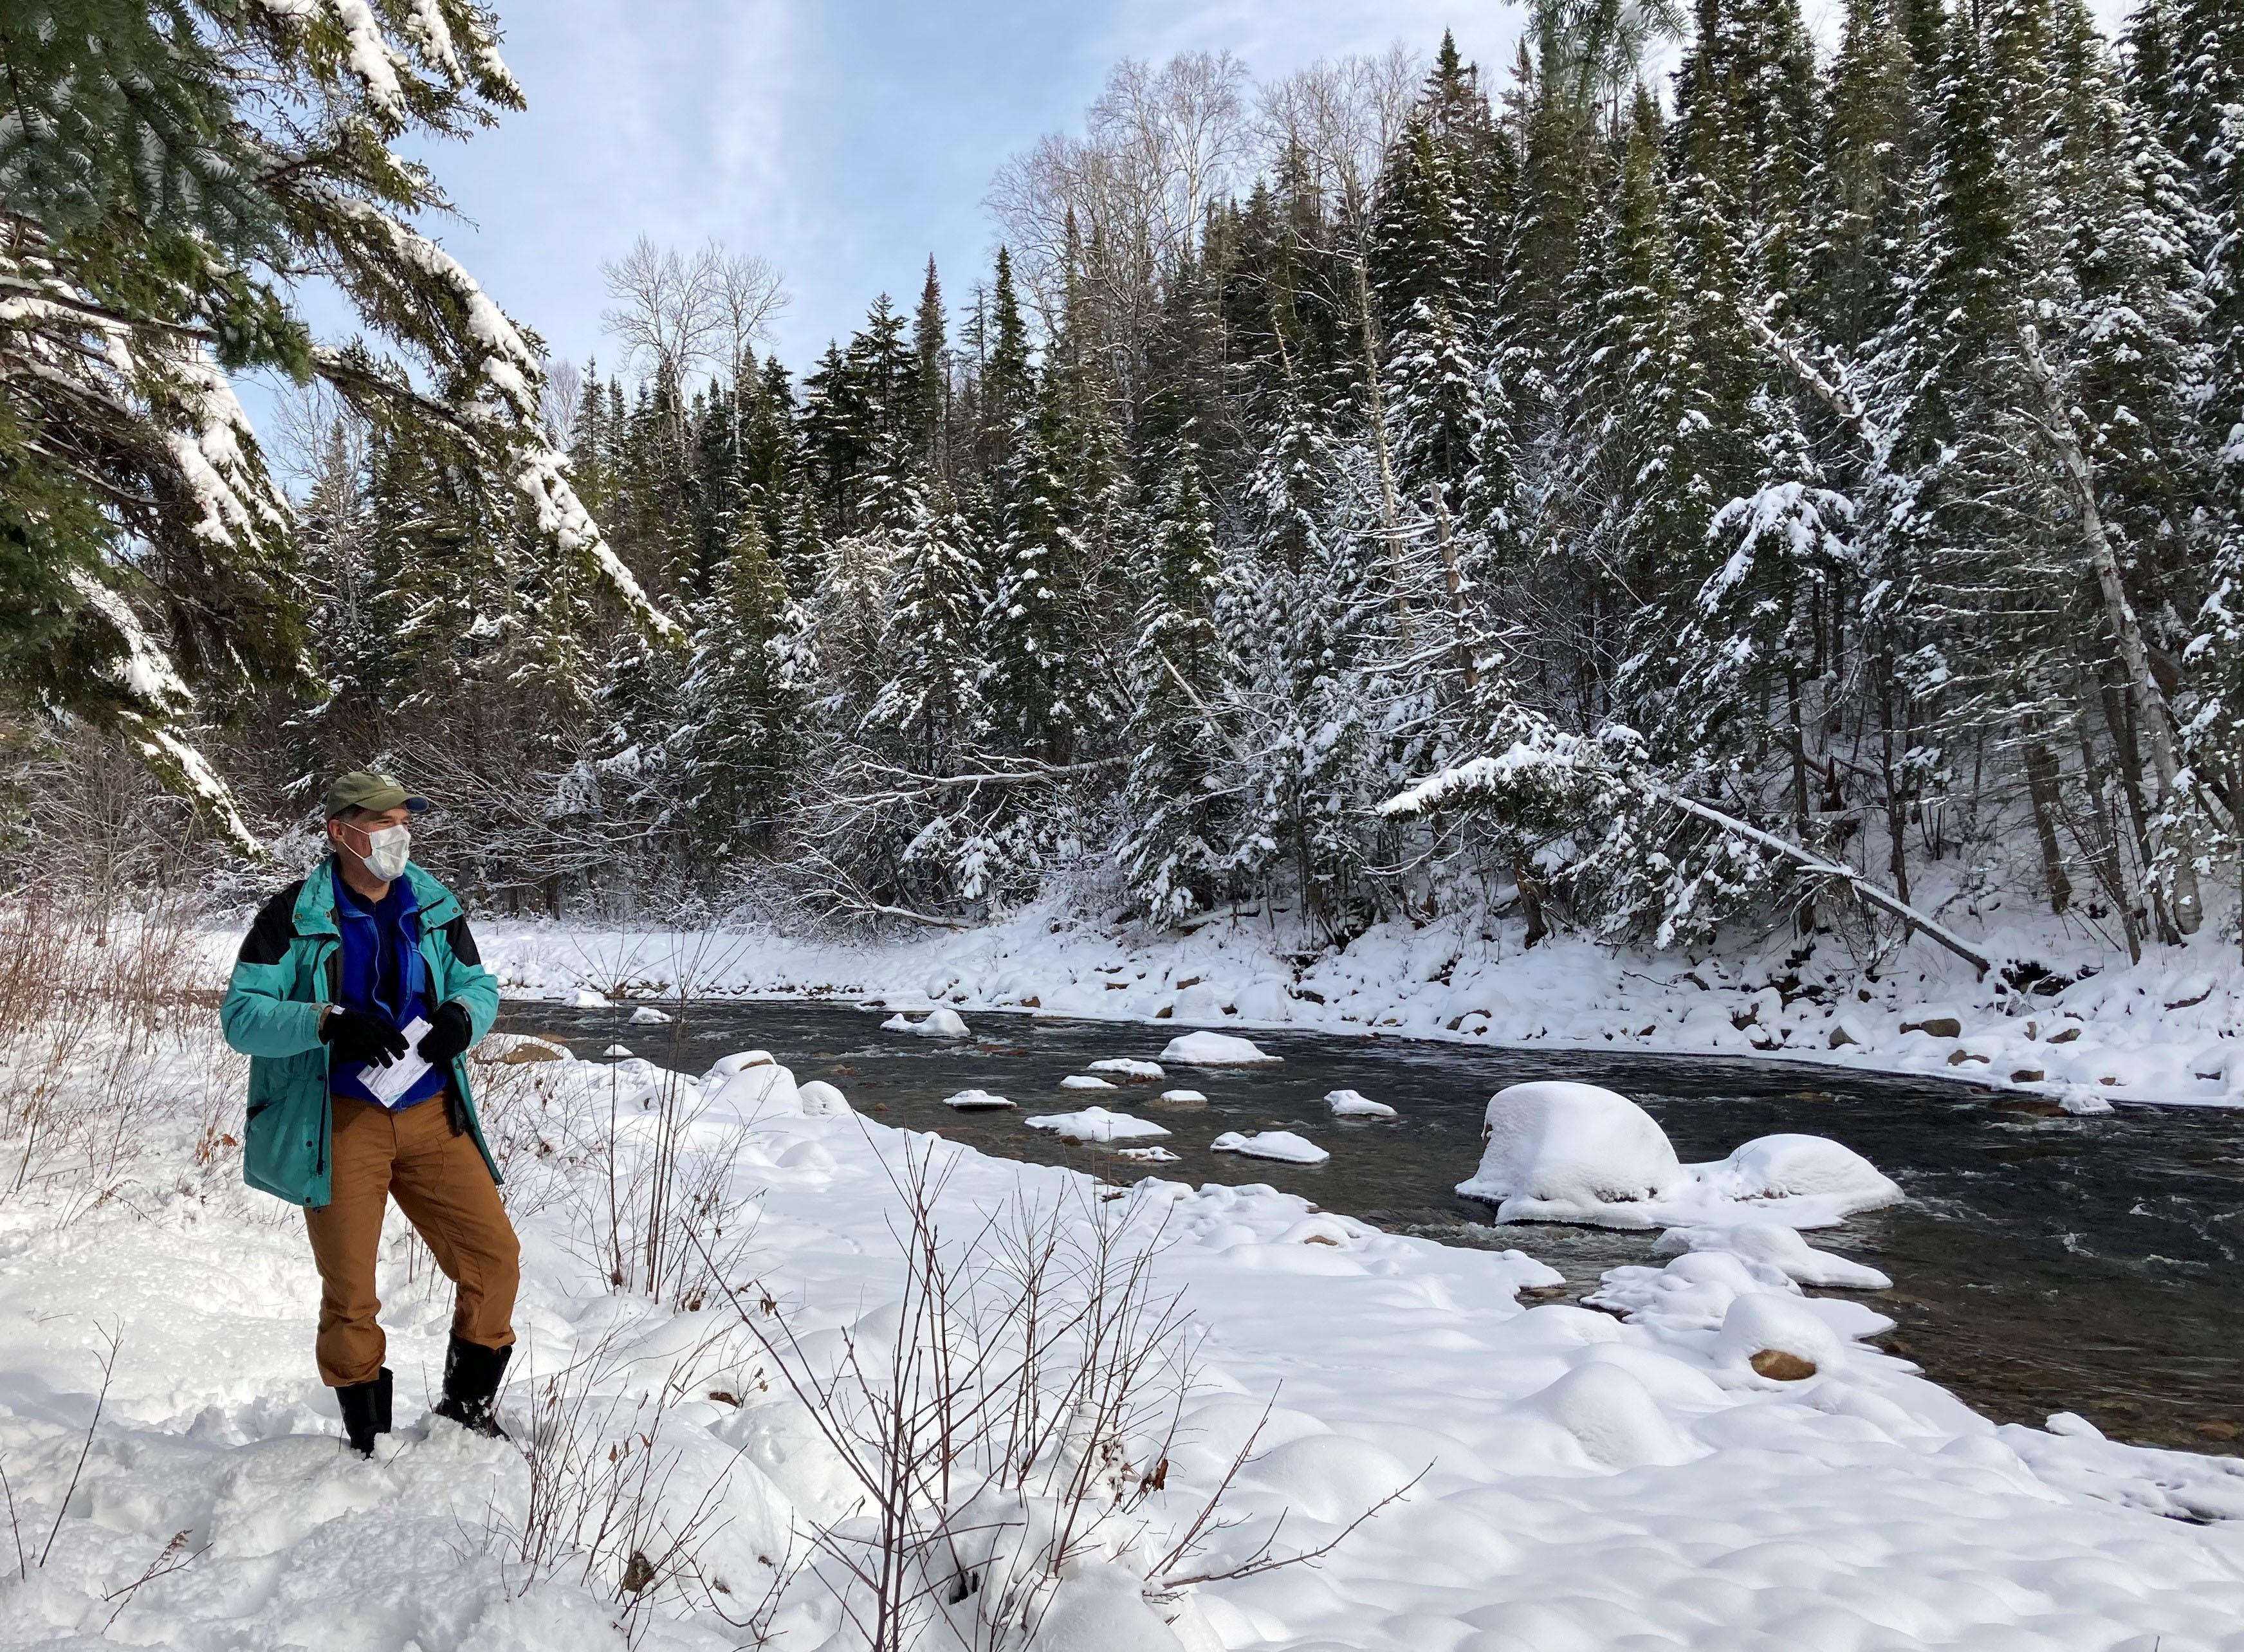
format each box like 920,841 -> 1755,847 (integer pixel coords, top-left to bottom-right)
358,824 -> 410,881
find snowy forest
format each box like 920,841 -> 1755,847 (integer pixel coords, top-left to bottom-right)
14,0 -> 2244,970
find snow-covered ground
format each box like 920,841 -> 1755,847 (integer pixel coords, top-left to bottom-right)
374,892 -> 2244,1110
3,1003 -> 2242,1649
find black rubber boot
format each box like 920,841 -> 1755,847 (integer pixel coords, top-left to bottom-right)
336,1368 -> 392,1457
431,1335 -> 512,1438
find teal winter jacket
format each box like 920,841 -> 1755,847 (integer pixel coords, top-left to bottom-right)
220,860 -> 502,1208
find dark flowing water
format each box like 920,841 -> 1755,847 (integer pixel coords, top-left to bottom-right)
501,998 -> 2244,1456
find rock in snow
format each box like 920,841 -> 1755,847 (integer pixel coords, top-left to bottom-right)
941,1088 -> 1014,1110
601,1043 -> 633,1058
880,1007 -> 970,1038
1325,1087 -> 1397,1118
1459,1081 -> 1902,1229
627,1004 -> 674,1025
1024,1106 -> 1170,1142
1211,1130 -> 1329,1164
569,987 -> 612,1008
1058,1074 -> 1118,1090
1159,1031 -> 1281,1065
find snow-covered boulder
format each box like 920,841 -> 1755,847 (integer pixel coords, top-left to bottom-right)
477,1032 -> 571,1065
1458,1082 -> 1686,1217
1024,1107 -> 1170,1143
1325,1088 -> 1396,1119
881,1007 -> 970,1039
628,1005 -> 674,1025
1715,1290 -> 1846,1381
1058,1075 -> 1117,1091
1694,1134 -> 1903,1216
941,1088 -> 1014,1110
570,987 -> 612,1009
1152,1088 -> 1208,1106
602,1043 -> 633,1058
703,1052 -> 802,1120
708,1051 -> 773,1074
1115,1146 -> 1181,1163
796,1080 -> 852,1118
1459,1083 -> 1903,1229
1654,1222 -> 1891,1290
1520,1363 -> 1698,1471
1170,981 -> 1231,1022
1088,1058 -> 1164,1082
1211,1130 -> 1328,1165
1160,1031 -> 1280,1065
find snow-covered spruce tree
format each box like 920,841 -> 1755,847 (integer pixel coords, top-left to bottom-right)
1636,0 -> 1845,852
1118,454 -> 1234,924
677,510 -> 799,871
0,1 -> 672,849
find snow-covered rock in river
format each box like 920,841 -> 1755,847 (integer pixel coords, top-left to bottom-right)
1152,1089 -> 1207,1107
602,1043 -> 633,1058
1459,1082 -> 1686,1215
1687,1135 -> 1902,1212
1654,1220 -> 1892,1290
1058,1074 -> 1117,1090
628,1005 -> 673,1025
1024,1106 -> 1170,1142
1159,1031 -> 1280,1065
570,987 -> 612,1008
942,1088 -> 1014,1110
1087,1058 -> 1164,1081
1458,1081 -> 1902,1229
881,1007 -> 970,1038
1115,1145 -> 1181,1163
1325,1088 -> 1397,1119
1211,1129 -> 1329,1164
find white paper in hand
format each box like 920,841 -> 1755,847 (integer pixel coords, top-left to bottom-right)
361,1016 -> 434,1106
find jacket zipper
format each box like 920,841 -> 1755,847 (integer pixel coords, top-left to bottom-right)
317,944 -> 338,1182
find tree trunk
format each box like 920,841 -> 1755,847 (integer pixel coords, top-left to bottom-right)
2070,711 -> 2146,964
2021,737 -> 2073,915
2018,326 -> 2201,935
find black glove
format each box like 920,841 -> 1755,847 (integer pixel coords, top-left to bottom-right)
322,1007 -> 409,1067
418,1000 -> 475,1069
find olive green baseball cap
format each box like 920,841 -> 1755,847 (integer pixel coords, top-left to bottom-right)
323,770 -> 429,818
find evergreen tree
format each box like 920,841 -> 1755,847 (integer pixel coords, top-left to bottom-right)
1119,455 -> 1232,922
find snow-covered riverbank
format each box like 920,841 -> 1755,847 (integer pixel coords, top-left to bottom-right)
443,895 -> 2244,1110
4,1005 -> 2241,1649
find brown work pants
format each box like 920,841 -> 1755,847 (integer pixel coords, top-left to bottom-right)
304,1092 -> 520,1387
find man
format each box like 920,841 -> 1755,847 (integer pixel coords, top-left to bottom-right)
220,771 -> 520,1458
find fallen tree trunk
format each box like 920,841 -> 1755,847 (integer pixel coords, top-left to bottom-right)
1657,788 -> 1991,976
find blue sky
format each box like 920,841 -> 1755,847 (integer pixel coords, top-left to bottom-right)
387,0 -> 1523,380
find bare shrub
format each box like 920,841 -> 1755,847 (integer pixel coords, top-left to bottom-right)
551,1050 -> 756,1313
488,1317 -> 792,1646
701,1137 -> 1415,1650
0,898 -> 221,1217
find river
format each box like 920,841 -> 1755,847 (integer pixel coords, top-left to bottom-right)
499,997 -> 2244,1456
